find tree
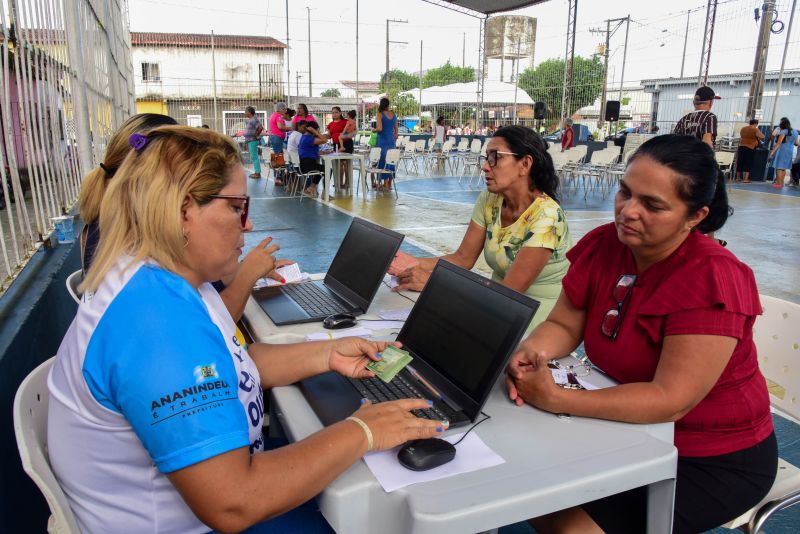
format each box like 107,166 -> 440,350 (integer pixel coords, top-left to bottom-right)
517,55 -> 604,125
379,69 -> 418,93
320,88 -> 341,97
422,60 -> 475,88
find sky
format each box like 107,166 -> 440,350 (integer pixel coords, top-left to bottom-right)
128,0 -> 800,96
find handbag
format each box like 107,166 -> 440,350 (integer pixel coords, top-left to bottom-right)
270,152 -> 285,168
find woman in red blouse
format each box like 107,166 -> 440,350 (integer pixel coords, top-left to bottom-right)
327,106 -> 349,188
560,118 -> 574,152
507,134 -> 776,533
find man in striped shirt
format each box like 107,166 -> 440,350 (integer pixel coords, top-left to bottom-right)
673,86 -> 720,148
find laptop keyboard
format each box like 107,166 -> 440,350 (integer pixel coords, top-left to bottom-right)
282,282 -> 349,317
347,373 -> 459,422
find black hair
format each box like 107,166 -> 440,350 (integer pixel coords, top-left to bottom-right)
347,110 -> 356,119
297,103 -> 309,116
749,119 -> 759,125
332,106 -> 341,113
201,124 -> 210,129
245,106 -> 256,115
378,97 -> 390,112
437,116 -> 444,125
779,117 -> 791,130
492,125 -> 560,203
285,108 -> 296,119
296,120 -> 307,128
628,134 -> 732,234
305,121 -> 320,130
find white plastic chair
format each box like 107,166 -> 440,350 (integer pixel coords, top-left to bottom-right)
365,148 -> 400,197
65,270 -> 82,304
721,295 -> 800,532
14,357 -> 80,534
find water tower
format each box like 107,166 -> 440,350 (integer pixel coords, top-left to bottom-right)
485,15 -> 537,82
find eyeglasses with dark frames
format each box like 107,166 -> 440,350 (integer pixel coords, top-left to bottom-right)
479,149 -> 519,167
600,274 -> 637,341
209,194 -> 250,227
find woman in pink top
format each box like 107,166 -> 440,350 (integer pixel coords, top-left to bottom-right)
292,103 -> 318,126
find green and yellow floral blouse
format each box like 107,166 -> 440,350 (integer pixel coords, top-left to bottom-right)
471,191 -> 571,329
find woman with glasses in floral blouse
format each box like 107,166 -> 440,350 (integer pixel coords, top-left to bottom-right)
507,134 -> 776,534
391,125 -> 571,330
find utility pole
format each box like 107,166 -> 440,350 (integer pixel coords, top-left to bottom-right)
385,19 -> 408,81
591,16 -> 626,130
462,32 -> 466,67
560,0 -> 578,123
680,9 -> 690,78
747,0 -> 776,120
211,30 -> 218,132
513,38 -> 521,124
285,0 -> 290,106
419,41 -> 423,123
356,0 -> 360,129
618,16 -> 630,101
306,7 -> 312,97
769,0 -> 796,128
697,0 -> 719,85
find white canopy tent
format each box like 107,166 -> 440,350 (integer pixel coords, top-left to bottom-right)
399,80 -> 534,105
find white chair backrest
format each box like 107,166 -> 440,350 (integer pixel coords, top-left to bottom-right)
287,150 -> 300,166
14,358 -> 81,534
385,148 -> 402,166
442,139 -> 454,152
415,139 -> 426,152
457,139 -> 469,151
65,270 -> 82,304
715,151 -> 735,167
360,135 -> 370,146
607,140 -> 616,149
404,143 -> 416,154
547,143 -> 560,153
754,295 -> 800,420
368,147 -> 382,165
470,139 -> 482,153
550,152 -> 568,166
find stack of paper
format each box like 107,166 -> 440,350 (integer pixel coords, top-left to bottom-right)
254,263 -> 308,288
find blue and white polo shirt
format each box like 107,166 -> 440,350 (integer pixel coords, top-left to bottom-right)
47,257 -> 264,533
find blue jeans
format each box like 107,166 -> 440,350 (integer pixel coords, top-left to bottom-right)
248,140 -> 261,174
269,134 -> 285,154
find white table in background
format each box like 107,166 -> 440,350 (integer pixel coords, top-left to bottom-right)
243,277 -> 677,534
321,152 -> 367,201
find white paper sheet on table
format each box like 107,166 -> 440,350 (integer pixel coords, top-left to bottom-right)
306,327 -> 373,341
378,308 -> 411,321
387,276 -> 400,289
359,320 -> 406,330
254,263 -> 308,288
362,431 -> 505,493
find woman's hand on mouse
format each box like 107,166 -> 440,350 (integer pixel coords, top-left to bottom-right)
326,338 -> 403,379
351,399 -> 448,451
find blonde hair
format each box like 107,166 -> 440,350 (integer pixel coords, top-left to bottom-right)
82,125 -> 242,292
79,114 -> 177,223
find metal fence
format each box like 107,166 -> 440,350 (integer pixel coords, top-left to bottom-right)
0,0 -> 134,294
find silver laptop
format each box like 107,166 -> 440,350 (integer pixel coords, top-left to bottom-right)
299,261 -> 540,429
253,218 -> 403,325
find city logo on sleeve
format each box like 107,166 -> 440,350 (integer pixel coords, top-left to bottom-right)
150,362 -> 234,423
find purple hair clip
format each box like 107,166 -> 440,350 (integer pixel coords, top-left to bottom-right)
129,133 -> 150,151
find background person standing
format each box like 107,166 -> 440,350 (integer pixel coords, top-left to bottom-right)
244,105 -> 264,179
673,86 -> 719,148
736,119 -> 765,183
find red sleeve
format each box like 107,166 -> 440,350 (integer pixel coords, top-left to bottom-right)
562,224 -> 615,309
636,236 -> 762,344
664,308 -> 747,339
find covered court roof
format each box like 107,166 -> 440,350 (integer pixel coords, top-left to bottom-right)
423,0 -> 550,17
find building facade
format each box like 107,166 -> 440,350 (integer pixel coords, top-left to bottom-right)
131,32 -> 286,132
641,70 -> 800,134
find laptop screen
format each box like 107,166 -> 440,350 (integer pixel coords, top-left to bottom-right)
398,262 -> 538,401
325,218 -> 403,305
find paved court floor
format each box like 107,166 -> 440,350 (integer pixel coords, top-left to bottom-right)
244,161 -> 800,533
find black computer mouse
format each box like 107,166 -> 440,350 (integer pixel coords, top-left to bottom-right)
397,438 -> 456,471
322,313 -> 357,330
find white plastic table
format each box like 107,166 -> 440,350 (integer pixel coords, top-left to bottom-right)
321,153 -> 367,201
243,278 -> 677,534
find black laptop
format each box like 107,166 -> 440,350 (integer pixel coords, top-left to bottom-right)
299,261 -> 540,429
253,218 -> 403,325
